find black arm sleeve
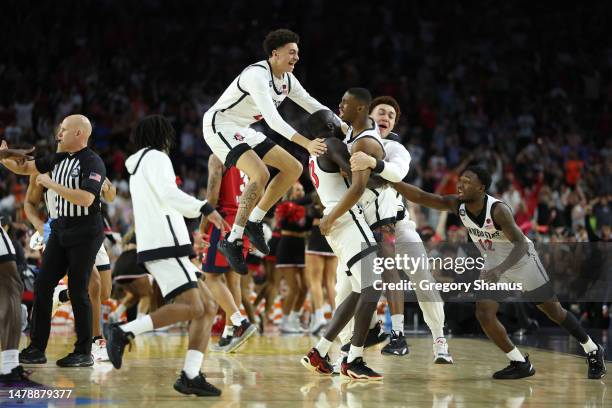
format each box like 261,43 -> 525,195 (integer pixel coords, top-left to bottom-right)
34,153 -> 68,173
79,152 -> 107,197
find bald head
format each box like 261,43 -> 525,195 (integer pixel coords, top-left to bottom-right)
57,114 -> 92,152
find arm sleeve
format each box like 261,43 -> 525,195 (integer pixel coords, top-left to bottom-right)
287,74 -> 328,114
375,142 -> 411,182
79,154 -> 106,196
241,68 -> 297,139
143,151 -> 207,218
34,153 -> 67,174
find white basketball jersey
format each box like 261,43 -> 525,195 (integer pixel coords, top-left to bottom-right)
345,119 -> 385,155
44,187 -> 59,219
459,194 -> 531,269
308,156 -> 357,214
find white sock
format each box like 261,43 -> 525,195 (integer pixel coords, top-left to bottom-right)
230,311 -> 245,326
248,206 -> 266,223
1,350 -> 19,374
114,304 -> 127,317
391,314 -> 404,334
506,347 -> 525,362
315,338 -> 333,357
431,327 -> 444,340
347,345 -> 364,363
289,311 -> 300,322
222,325 -> 234,337
120,315 -> 154,336
369,312 -> 378,329
315,309 -> 324,321
581,337 -> 598,353
227,224 -> 245,243
183,349 -> 204,379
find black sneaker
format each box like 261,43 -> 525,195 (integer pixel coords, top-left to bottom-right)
105,323 -> 134,369
587,344 -> 606,379
218,334 -> 233,348
173,370 -> 221,396
218,239 -> 247,274
0,365 -> 31,382
56,352 -> 93,367
340,357 -> 383,381
493,354 -> 536,379
19,345 -> 47,364
340,342 -> 350,353
245,221 -> 270,255
225,320 -> 257,352
381,331 -> 409,356
364,321 -> 390,348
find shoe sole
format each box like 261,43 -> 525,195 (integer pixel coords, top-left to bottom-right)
434,355 -> 454,364
217,245 -> 247,274
225,324 -> 257,353
340,371 -> 384,381
57,361 -> 94,367
244,228 -> 270,255
493,368 -> 536,379
19,358 -> 47,364
173,384 -> 221,397
381,348 -> 409,356
300,356 -> 333,376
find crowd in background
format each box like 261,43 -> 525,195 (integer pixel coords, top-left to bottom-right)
1,1 -> 610,331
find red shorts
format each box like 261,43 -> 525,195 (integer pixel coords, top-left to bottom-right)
202,211 -> 249,273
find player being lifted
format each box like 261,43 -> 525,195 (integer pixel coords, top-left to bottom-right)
389,167 -> 606,379
202,29 -> 328,273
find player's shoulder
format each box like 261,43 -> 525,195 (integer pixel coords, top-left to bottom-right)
241,60 -> 269,76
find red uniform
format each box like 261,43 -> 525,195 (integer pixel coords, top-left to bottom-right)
202,166 -> 249,273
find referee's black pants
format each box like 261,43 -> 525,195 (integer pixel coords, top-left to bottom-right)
30,215 -> 105,355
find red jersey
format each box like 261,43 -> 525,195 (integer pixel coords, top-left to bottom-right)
217,166 -> 248,216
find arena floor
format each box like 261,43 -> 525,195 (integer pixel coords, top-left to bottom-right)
1,328 -> 609,407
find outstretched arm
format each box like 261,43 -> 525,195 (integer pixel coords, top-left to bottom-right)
391,181 -> 459,213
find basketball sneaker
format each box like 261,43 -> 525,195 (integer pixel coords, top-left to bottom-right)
0,365 -> 31,383
92,337 -> 110,362
105,323 -> 134,369
218,239 -> 247,274
19,345 -> 46,364
308,315 -> 327,335
364,321 -> 389,348
56,352 -> 94,367
587,344 -> 606,379
433,337 -> 453,364
301,348 -> 333,375
245,221 -> 269,255
218,334 -> 233,348
492,355 -> 535,379
225,320 -> 257,352
340,357 -> 383,381
381,330 -> 408,356
173,370 -> 221,397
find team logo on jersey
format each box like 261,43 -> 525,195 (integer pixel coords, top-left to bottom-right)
282,84 -> 288,95
234,132 -> 245,141
486,218 -> 492,225
71,166 -> 80,178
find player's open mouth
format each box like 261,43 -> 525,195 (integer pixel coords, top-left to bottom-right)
378,123 -> 388,130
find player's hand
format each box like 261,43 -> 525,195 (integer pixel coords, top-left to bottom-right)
36,173 -> 54,189
350,151 -> 376,172
206,210 -> 230,232
319,215 -> 336,235
0,141 -> 35,163
480,267 -> 502,283
306,138 -> 327,157
199,216 -> 210,234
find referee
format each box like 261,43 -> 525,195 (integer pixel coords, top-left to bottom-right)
1,115 -> 106,367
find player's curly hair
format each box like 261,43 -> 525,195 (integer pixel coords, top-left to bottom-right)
370,96 -> 401,122
461,166 -> 492,191
263,29 -> 300,56
132,114 -> 175,152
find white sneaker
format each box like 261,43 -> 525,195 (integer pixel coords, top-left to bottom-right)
333,351 -> 348,375
52,284 -> 68,317
92,338 -> 110,362
280,319 -> 303,334
308,317 -> 327,335
433,337 -> 453,364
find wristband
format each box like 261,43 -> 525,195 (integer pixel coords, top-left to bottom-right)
200,202 -> 215,216
373,159 -> 385,174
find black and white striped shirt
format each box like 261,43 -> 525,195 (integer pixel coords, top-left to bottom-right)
35,148 -> 106,218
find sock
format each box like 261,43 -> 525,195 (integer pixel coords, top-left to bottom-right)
59,289 -> 70,303
114,304 -> 127,317
369,312 -> 378,329
92,335 -> 103,343
580,337 -> 598,353
230,311 -> 245,326
391,314 -> 404,334
559,311 -> 589,344
1,350 -> 19,374
315,309 -> 324,321
347,345 -> 364,363
227,224 -> 245,243
289,311 -> 300,322
183,349 -> 204,379
120,315 -> 153,336
506,347 -> 525,362
315,338 -> 333,357
222,325 -> 234,338
248,206 -> 266,223
431,328 -> 444,341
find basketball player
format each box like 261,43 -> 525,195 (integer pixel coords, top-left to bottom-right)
106,115 -> 226,396
349,96 -> 453,362
0,144 -> 37,382
390,167 -> 606,379
202,154 -> 256,352
202,28 -> 329,274
25,163 -> 116,362
301,90 -> 385,381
